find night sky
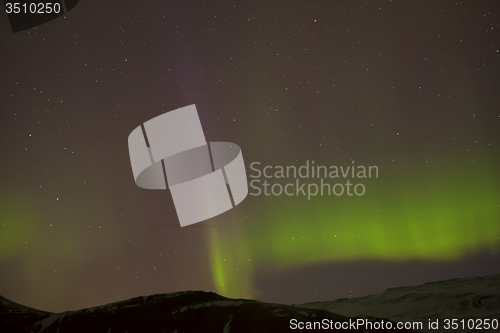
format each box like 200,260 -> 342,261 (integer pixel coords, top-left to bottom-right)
1,1 -> 499,313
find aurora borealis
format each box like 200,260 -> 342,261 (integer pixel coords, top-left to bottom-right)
1,1 -> 499,313
210,160 -> 499,298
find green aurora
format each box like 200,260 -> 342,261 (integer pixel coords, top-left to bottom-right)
209,160 -> 500,299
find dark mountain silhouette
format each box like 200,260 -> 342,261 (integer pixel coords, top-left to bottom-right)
2,274 -> 498,332
300,273 -> 500,332
1,290 -> 414,333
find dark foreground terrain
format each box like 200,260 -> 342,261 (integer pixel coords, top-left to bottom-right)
1,290 -> 412,333
2,273 -> 499,332
300,273 -> 500,333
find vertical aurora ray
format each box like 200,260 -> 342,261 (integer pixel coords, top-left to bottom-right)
209,160 -> 500,298
209,226 -> 254,298
209,229 -> 227,295
0,193 -> 37,260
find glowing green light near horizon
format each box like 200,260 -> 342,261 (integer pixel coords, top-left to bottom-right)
209,228 -> 254,298
209,162 -> 500,299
